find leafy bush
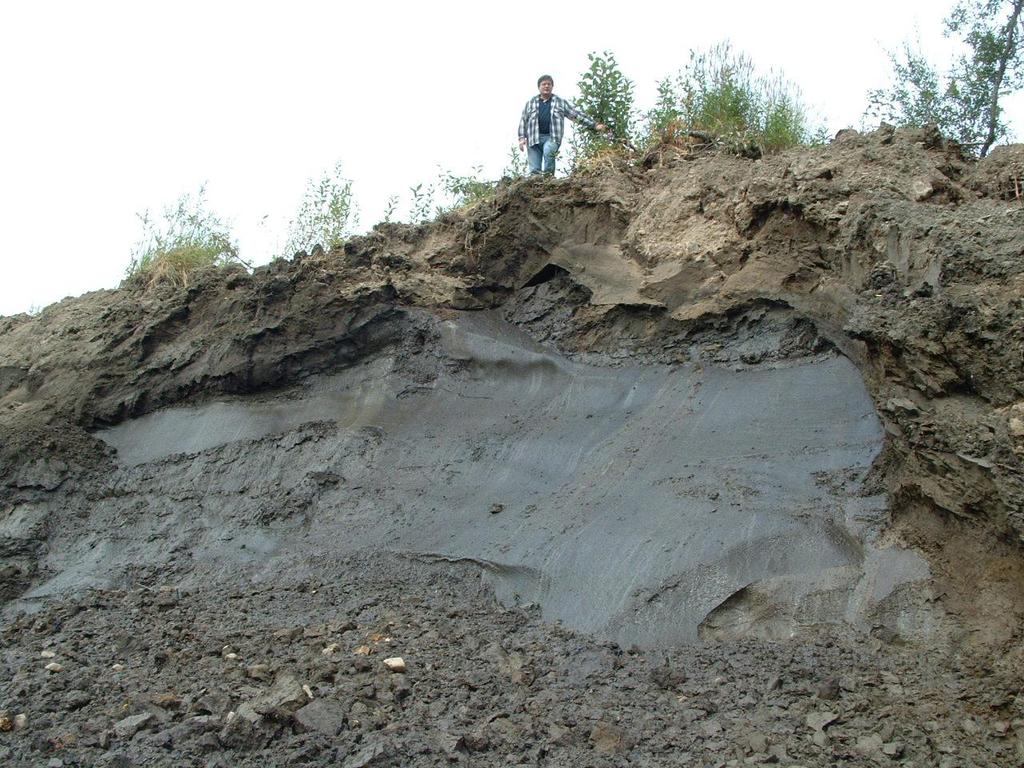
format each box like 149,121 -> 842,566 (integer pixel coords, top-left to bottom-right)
647,42 -> 813,155
126,185 -> 239,287
570,51 -> 637,165
502,144 -> 529,179
282,161 -> 358,256
408,182 -> 438,223
440,166 -> 497,210
397,154 -> 524,224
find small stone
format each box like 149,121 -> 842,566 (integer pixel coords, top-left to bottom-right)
854,733 -> 884,756
224,653 -> 239,661
0,711 -> 11,732
589,722 -> 633,755
150,693 -> 182,711
294,698 -> 347,737
345,742 -> 391,768
40,650 -> 57,659
303,684 -> 314,700
113,712 -> 153,739
245,664 -> 271,681
273,627 -> 303,642
354,645 -> 372,656
806,710 -> 838,732
111,663 -> 125,672
322,643 -> 341,655
251,673 -> 308,716
383,657 -> 406,673
14,714 -> 28,731
65,689 -> 91,710
44,662 -> 63,673
882,741 -> 905,757
816,678 -> 840,701
329,619 -> 358,634
910,179 -> 934,201
489,503 -> 504,514
702,720 -> 723,737
742,731 -> 769,753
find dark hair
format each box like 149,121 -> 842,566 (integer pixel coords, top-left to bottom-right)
537,75 -> 553,87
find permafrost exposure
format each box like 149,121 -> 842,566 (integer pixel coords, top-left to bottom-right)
2,126 -> 1024,765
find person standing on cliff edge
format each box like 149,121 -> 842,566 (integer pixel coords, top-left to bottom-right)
518,75 -> 606,176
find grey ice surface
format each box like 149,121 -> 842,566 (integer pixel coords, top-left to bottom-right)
88,311 -> 931,646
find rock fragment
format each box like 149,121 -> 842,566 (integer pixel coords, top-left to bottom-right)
816,677 -> 841,700
113,712 -> 153,739
245,663 -> 271,680
806,710 -> 839,732
294,698 -> 347,737
911,179 -> 935,201
589,722 -> 633,754
383,656 -> 406,673
854,732 -> 884,757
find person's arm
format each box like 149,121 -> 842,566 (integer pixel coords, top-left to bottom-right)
518,99 -> 531,150
561,98 -> 606,133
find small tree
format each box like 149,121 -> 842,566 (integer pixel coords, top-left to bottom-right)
282,161 -> 358,256
126,185 -> 239,286
867,0 -> 1024,156
569,51 -> 636,164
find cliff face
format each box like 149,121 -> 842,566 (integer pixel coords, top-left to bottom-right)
2,127 -> 1024,764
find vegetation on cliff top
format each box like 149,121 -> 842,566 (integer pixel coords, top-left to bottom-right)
123,0 -> 1021,288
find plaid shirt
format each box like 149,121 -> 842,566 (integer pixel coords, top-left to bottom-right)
518,94 -> 596,146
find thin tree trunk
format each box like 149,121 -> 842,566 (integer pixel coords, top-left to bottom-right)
981,0 -> 1024,156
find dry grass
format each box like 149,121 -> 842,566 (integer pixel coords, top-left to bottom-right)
130,244 -> 231,289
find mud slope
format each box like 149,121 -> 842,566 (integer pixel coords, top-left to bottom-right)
2,126 -> 1024,766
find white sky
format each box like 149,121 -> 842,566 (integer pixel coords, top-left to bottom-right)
1,0 -> 1020,316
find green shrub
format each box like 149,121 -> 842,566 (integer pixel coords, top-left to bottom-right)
126,185 -> 239,287
408,182 -> 438,223
647,42 -> 814,155
282,161 -> 358,256
502,144 -> 529,180
440,166 -> 497,210
570,51 -> 637,166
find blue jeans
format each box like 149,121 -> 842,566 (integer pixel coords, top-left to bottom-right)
527,134 -> 559,175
